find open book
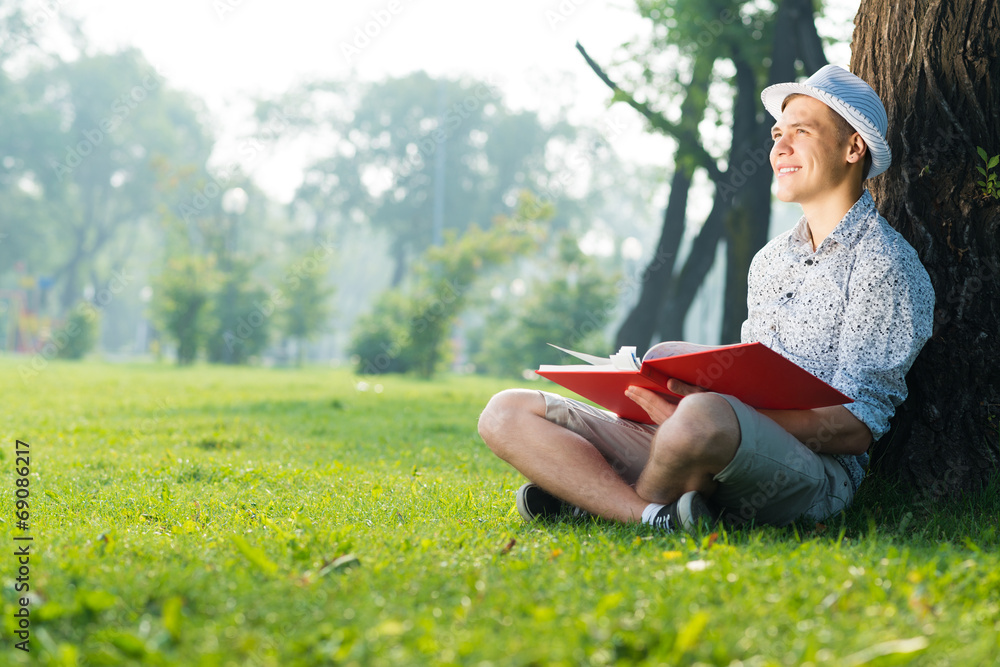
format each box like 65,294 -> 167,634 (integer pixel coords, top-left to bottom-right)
535,342 -> 852,424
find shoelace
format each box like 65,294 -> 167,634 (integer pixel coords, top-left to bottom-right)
650,511 -> 675,531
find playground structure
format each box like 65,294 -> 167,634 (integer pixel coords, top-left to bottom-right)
0,284 -> 53,354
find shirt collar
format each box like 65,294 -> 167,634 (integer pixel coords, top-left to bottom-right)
789,190 -> 876,252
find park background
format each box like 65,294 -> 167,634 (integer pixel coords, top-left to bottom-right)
1,0 -> 860,366
2,0 -> 999,665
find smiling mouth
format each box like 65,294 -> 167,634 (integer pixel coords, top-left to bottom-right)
778,167 -> 801,175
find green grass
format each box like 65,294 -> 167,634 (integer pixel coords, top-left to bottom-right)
1,358 -> 998,666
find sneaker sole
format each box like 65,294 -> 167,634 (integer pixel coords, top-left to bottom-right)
515,485 -> 536,522
515,483 -> 584,522
676,491 -> 714,530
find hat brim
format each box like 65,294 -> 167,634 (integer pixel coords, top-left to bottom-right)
761,82 -> 891,179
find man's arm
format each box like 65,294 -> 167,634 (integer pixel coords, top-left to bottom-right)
757,405 -> 872,456
626,381 -> 872,456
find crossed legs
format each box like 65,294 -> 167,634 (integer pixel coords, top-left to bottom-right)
477,389 -> 742,523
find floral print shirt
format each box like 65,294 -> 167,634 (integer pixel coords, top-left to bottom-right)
742,190 -> 935,490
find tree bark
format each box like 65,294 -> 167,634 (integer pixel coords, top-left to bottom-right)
614,167 -> 691,350
851,0 -> 1000,495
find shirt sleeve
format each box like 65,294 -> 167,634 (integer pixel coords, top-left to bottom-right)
833,247 -> 934,440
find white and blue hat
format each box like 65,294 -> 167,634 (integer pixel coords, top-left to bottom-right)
761,64 -> 892,179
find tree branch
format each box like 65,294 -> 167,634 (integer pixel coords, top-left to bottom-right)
790,0 -> 829,74
575,41 -> 724,182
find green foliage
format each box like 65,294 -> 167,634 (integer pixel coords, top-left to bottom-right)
975,146 -> 1000,199
151,255 -> 217,365
264,72 -> 581,283
351,193 -> 545,378
472,235 -> 621,377
2,358 -> 999,666
349,289 -> 418,374
627,1 -> 777,138
52,304 -> 100,360
206,257 -> 275,365
2,47 -> 214,311
279,250 -> 337,366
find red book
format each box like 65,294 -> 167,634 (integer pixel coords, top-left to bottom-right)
535,342 -> 852,425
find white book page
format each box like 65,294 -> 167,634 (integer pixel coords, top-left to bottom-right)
536,364 -> 629,373
609,346 -> 640,370
546,344 -> 613,366
545,344 -> 640,370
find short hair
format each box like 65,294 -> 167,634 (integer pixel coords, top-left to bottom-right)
781,93 -> 873,179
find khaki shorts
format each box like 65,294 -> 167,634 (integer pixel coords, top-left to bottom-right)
541,391 -> 853,526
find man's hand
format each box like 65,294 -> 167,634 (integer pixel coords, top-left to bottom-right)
625,378 -> 705,425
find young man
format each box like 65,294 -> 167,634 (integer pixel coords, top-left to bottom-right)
477,65 -> 935,530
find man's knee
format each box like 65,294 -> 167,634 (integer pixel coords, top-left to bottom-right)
477,388 -> 544,452
649,393 -> 739,468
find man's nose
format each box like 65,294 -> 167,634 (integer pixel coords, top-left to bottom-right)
773,134 -> 791,155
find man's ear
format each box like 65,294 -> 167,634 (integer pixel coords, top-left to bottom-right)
846,133 -> 868,164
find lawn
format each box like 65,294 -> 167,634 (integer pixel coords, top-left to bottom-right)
1,358 -> 998,666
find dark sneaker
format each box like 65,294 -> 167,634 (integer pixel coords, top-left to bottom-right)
648,491 -> 715,532
515,483 -> 586,522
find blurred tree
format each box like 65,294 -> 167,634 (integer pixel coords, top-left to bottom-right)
0,0 -> 58,66
279,250 -> 336,367
350,192 -> 544,378
151,255 -> 217,365
472,234 -> 620,377
257,72 -> 581,285
349,289 -> 418,375
851,0 -> 999,494
53,305 -> 99,360
206,256 -> 275,364
154,167 -> 286,366
3,47 -> 213,311
0,8 -> 70,280
582,0 -> 830,350
0,70 -> 60,275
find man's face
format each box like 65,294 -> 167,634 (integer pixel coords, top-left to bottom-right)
769,95 -> 855,205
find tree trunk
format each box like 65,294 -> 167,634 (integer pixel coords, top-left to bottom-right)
390,241 -> 407,288
656,187 -> 728,341
614,167 -> 691,351
851,0 -> 1000,494
615,54 -> 715,353
790,0 -> 827,73
719,55 -> 774,344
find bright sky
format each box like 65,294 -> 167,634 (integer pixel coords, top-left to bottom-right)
64,0 -> 658,200
72,0 -> 644,112
57,0 -> 858,203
